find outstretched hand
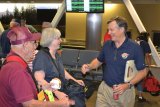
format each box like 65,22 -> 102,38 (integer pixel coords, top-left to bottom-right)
81,64 -> 90,74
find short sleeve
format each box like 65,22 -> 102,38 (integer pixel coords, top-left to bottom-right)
97,45 -> 105,63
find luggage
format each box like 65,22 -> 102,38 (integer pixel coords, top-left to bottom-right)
143,71 -> 160,96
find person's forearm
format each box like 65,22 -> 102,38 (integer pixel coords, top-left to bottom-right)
130,68 -> 148,85
34,71 -> 46,85
23,99 -> 67,107
88,58 -> 102,70
34,71 -> 50,90
64,70 -> 76,81
146,54 -> 151,66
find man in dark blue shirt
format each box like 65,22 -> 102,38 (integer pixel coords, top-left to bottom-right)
136,33 -> 151,66
81,16 -> 148,107
0,18 -> 20,58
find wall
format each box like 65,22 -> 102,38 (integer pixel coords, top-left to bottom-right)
134,4 -> 160,37
65,4 -> 160,41
65,13 -> 86,40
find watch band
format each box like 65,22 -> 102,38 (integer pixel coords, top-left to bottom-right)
128,82 -> 133,89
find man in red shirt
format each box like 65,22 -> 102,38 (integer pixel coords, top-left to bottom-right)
103,31 -> 111,44
0,27 -> 74,107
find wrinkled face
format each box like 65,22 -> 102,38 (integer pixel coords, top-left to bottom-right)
51,36 -> 62,50
108,21 -> 124,42
23,41 -> 37,61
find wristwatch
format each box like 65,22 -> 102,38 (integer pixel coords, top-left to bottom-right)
128,82 -> 133,89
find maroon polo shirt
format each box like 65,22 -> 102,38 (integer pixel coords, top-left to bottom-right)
0,52 -> 37,107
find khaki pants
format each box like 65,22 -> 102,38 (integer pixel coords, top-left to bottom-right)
95,81 -> 135,107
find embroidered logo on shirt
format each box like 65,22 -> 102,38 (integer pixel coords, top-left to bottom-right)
121,53 -> 129,59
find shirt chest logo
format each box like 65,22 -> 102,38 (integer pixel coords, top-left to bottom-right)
121,53 -> 129,59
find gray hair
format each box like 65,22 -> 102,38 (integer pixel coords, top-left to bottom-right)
40,28 -> 61,47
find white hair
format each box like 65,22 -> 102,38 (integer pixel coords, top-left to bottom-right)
40,28 -> 61,47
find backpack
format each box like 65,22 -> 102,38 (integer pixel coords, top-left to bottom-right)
143,71 -> 160,96
84,80 -> 96,99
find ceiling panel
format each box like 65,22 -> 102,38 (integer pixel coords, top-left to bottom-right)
0,0 -> 159,4
0,0 -> 63,3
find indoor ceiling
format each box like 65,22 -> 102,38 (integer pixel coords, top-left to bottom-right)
0,0 -> 160,4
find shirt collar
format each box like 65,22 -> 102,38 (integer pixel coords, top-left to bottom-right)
111,36 -> 129,49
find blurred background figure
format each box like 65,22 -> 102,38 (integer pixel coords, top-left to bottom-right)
21,19 -> 38,33
103,30 -> 111,44
42,21 -> 52,30
136,32 -> 151,102
136,32 -> 151,66
0,18 -> 20,58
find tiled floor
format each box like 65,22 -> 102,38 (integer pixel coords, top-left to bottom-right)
86,90 -> 160,107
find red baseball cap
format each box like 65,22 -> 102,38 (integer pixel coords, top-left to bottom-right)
7,27 -> 41,45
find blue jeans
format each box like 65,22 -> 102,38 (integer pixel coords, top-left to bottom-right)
137,80 -> 143,92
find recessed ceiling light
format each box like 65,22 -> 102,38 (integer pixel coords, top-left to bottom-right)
6,1 -> 11,3
31,1 -> 35,3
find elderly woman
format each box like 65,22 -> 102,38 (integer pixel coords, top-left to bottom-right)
33,28 -> 85,107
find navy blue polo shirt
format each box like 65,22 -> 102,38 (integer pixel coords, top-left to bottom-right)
139,40 -> 151,56
97,37 -> 146,87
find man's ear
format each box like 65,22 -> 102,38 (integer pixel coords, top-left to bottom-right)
120,27 -> 125,33
23,42 -> 29,51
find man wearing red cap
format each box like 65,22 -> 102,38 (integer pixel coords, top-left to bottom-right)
0,27 -> 74,107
